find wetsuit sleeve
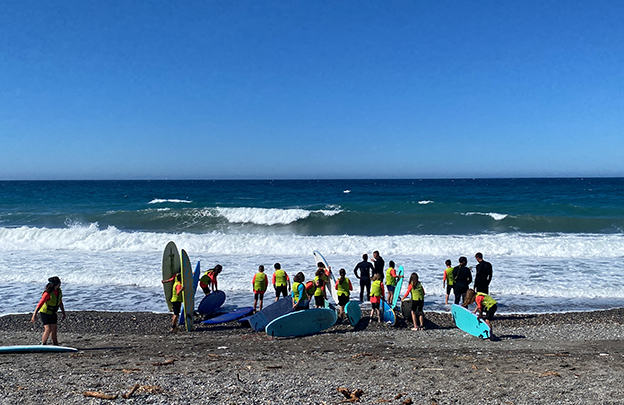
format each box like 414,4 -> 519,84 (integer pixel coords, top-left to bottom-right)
175,283 -> 183,295
443,271 -> 447,281
381,284 -> 385,297
391,269 -> 397,278
403,284 -> 413,299
36,292 -> 51,310
163,275 -> 176,283
475,295 -> 484,310
348,279 -> 353,290
335,280 -> 339,289
272,273 -> 276,284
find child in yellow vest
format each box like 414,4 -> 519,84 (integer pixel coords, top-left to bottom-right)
31,276 -> 66,345
402,272 -> 425,330
252,265 -> 269,312
272,262 -> 291,302
442,259 -> 454,305
385,260 -> 402,303
314,267 -> 328,308
291,272 -> 309,310
335,268 -> 353,320
161,272 -> 184,332
370,273 -> 385,322
463,289 -> 498,337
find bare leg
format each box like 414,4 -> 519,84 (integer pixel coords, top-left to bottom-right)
259,299 -> 264,311
50,324 -> 59,345
411,311 -> 418,330
444,294 -> 449,305
41,325 -> 52,345
419,313 -> 425,330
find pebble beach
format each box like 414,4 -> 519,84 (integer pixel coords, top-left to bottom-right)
1,308 -> 623,404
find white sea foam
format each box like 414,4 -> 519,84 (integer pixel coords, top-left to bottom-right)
215,207 -> 342,225
464,212 -> 508,221
418,200 -> 434,205
148,199 -> 192,204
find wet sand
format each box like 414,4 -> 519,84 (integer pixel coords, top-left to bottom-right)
1,308 -> 623,404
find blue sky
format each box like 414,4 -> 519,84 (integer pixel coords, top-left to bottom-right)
1,1 -> 623,180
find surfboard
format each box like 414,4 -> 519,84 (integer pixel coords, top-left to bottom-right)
451,304 -> 491,339
248,297 -> 294,332
0,345 -> 78,354
161,241 -> 180,312
382,299 -> 395,325
193,261 -> 201,295
202,307 -> 254,325
180,249 -> 194,332
198,290 -> 227,314
312,250 -> 339,304
266,308 -> 337,338
391,265 -> 404,309
344,301 -> 361,327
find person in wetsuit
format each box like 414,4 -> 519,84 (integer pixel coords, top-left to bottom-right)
354,254 -> 373,302
452,256 -> 472,305
371,250 -> 385,283
474,252 -> 493,294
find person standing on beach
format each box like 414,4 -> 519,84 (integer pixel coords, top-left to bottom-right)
371,251 -> 385,284
452,257 -> 472,305
354,254 -> 373,301
252,265 -> 268,313
314,267 -> 328,308
291,272 -> 309,310
272,263 -> 290,302
385,260 -> 400,304
402,272 -> 425,330
31,276 -> 66,345
200,264 -> 222,295
335,268 -> 353,320
474,253 -> 493,294
162,272 -> 184,332
369,273 -> 385,322
442,259 -> 455,305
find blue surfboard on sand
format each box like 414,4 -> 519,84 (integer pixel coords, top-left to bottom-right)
391,265 -> 404,309
202,307 -> 254,325
382,299 -> 395,325
266,308 -> 337,337
451,304 -> 491,339
0,345 -> 77,354
247,297 -> 294,332
345,301 -> 361,327
198,290 -> 227,314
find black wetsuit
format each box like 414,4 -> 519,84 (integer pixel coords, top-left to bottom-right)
354,260 -> 373,301
452,265 -> 473,305
372,256 -> 385,283
474,260 -> 493,294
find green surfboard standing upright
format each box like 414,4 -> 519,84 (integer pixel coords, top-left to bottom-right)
181,249 -> 194,332
162,241 -> 181,312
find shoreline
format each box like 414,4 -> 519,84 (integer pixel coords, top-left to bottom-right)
1,308 -> 623,404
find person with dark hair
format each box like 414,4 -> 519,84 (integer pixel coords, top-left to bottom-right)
463,288 -> 498,338
385,260 -> 401,304
371,251 -> 385,283
252,265 -> 268,313
314,267 -> 328,308
474,252 -> 493,294
200,264 -> 222,295
291,272 -> 309,310
442,259 -> 455,305
31,276 -> 66,345
452,257 -> 473,305
272,262 -> 291,302
335,268 -> 353,320
402,272 -> 425,330
162,272 -> 184,332
369,273 -> 385,322
354,254 -> 373,301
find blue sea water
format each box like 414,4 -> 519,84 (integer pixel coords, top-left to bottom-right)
1,178 -> 623,315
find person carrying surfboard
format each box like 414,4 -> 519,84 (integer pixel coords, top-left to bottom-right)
314,267 -> 328,308
252,265 -> 269,313
369,273 -> 385,322
402,272 -> 426,330
200,264 -> 222,295
335,268 -> 353,320
272,263 -> 291,302
385,261 -> 401,304
442,259 -> 455,305
463,288 -> 498,338
31,276 -> 66,345
162,272 -> 184,332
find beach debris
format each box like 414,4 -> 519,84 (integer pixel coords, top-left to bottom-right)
539,371 -> 561,377
122,384 -> 165,398
351,353 -> 373,358
402,398 -> 413,405
153,358 -> 175,366
83,391 -> 118,400
472,364 -> 478,370
122,384 -> 140,399
266,365 -> 282,369
375,400 -> 391,403
395,393 -> 403,399
337,387 -> 364,402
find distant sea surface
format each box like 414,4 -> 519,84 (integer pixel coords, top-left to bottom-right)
1,178 -> 623,315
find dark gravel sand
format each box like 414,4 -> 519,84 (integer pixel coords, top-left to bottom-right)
1,308 -> 623,404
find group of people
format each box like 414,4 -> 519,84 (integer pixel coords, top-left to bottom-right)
30,251 -> 498,344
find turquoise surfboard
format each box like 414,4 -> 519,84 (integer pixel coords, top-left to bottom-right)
0,345 -> 77,354
451,304 -> 491,339
161,241 -> 180,312
382,299 -> 395,325
345,301 -> 361,327
266,308 -> 337,338
391,265 -> 404,309
181,249 -> 194,332
312,250 -> 339,305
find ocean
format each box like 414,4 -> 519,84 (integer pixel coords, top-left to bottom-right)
1,178 -> 623,316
